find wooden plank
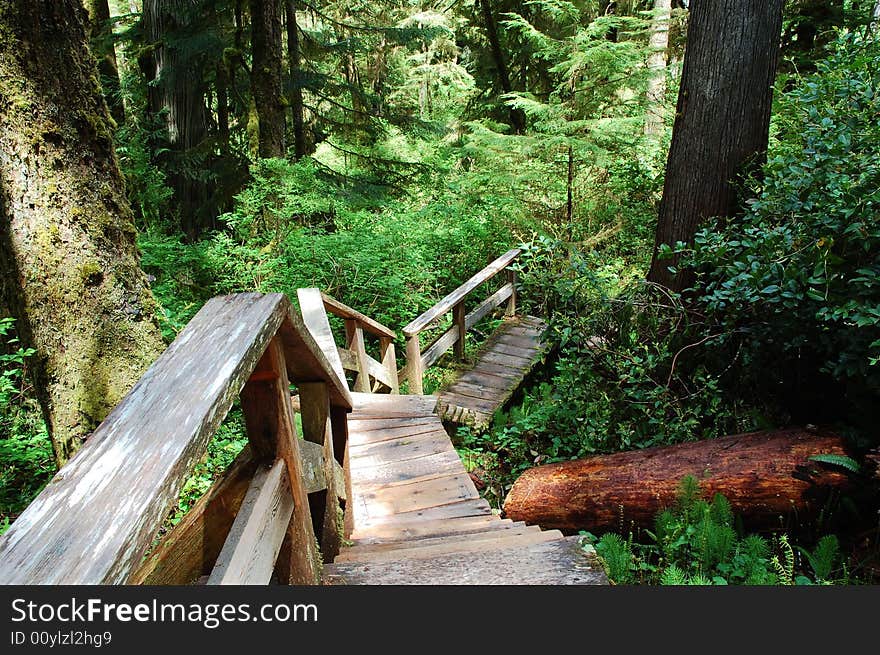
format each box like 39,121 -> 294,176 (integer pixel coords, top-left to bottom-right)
380,339 -> 399,394
129,446 -> 259,585
403,249 -> 520,336
320,292 -> 396,339
359,471 -> 479,510
338,347 -> 395,390
347,321 -> 371,393
0,293 -> 289,585
445,380 -> 507,402
454,370 -> 517,389
490,342 -> 541,359
494,334 -> 545,351
437,391 -> 498,414
349,392 -> 437,416
352,498 -> 493,528
207,459 -> 294,585
349,423 -> 444,447
464,283 -> 513,331
350,515 -> 504,544
339,529 -> 560,564
294,288 -> 349,396
347,450 -> 463,486
323,536 -> 608,585
335,525 -> 547,563
468,361 -> 527,379
347,430 -> 454,463
480,351 -> 533,370
420,324 -> 459,370
348,416 -> 439,432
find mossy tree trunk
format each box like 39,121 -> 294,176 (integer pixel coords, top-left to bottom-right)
250,0 -> 286,158
0,0 -> 165,465
84,0 -> 125,126
285,0 -> 307,160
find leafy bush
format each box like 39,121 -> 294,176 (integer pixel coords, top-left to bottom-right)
685,29 -> 880,437
0,318 -> 54,532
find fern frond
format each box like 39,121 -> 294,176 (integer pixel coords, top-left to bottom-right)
660,565 -> 687,586
808,453 -> 860,473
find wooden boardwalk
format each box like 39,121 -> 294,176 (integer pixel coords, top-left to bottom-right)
436,315 -> 549,430
323,393 -> 605,584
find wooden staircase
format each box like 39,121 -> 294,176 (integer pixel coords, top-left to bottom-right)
322,393 -> 605,585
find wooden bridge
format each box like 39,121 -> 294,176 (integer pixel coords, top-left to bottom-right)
0,250 -> 605,585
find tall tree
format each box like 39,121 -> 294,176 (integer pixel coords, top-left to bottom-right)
140,0 -> 213,239
250,0 -> 286,157
0,0 -> 164,465
84,0 -> 126,125
285,0 -> 306,160
478,0 -> 525,134
647,0 -> 784,292
644,0 -> 672,136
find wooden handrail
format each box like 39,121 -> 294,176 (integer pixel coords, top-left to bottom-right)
321,292 -> 396,340
401,250 -> 520,394
0,292 -> 352,585
301,289 -> 399,395
403,249 -> 520,336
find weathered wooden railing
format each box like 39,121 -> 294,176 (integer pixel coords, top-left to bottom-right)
301,289 -> 399,394
0,292 -> 354,585
402,249 -> 520,394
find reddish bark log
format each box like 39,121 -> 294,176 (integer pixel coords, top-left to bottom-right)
503,428 -> 856,533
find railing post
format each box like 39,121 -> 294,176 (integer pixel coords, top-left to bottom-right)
506,268 -> 517,317
379,336 -> 399,394
453,301 -> 466,361
239,337 -> 321,585
405,333 -> 424,395
345,319 -> 370,392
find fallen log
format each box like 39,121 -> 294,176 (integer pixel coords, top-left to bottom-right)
503,428 -> 859,533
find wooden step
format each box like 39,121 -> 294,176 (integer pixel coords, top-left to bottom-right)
335,528 -> 562,564
337,523 -> 545,561
349,515 -> 513,545
351,498 -> 493,529
354,472 -> 479,519
323,536 -> 607,585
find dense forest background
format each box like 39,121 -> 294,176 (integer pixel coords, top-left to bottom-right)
1,0 -> 879,584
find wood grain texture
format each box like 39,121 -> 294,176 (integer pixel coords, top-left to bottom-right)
0,293 -> 288,584
129,446 -> 259,585
503,428 -> 855,532
208,459 -> 294,585
295,288 -> 349,394
321,292 -> 396,339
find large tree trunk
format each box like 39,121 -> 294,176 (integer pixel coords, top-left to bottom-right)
503,428 -> 857,533
479,0 -> 525,134
84,0 -> 125,126
644,0 -> 671,136
141,0 -> 213,239
647,0 -> 784,292
0,0 -> 165,465
285,0 -> 306,160
250,0 -> 286,158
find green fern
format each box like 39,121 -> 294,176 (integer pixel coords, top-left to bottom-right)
659,565 -> 687,585
595,533 -> 634,584
797,534 -> 840,582
808,454 -> 860,473
772,535 -> 796,585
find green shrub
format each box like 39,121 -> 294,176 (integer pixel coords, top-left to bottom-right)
684,29 -> 880,438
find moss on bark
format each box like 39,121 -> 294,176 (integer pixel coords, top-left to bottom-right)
0,0 -> 164,465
